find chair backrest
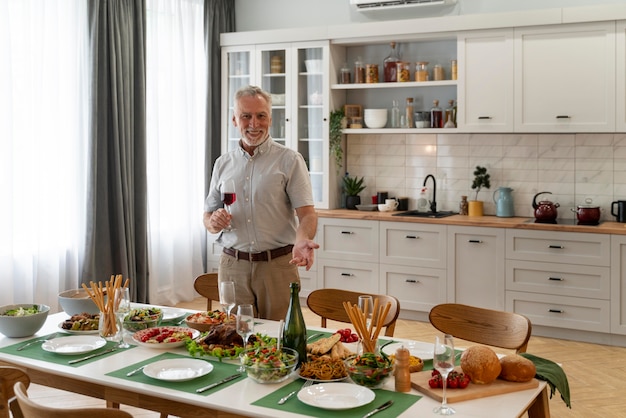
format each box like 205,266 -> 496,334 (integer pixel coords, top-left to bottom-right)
13,382 -> 132,418
429,303 -> 532,353
306,289 -> 400,337
194,273 -> 220,311
0,366 -> 30,418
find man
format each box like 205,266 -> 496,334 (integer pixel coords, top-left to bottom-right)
203,85 -> 319,320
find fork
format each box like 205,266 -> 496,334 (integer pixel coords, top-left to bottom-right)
16,333 -> 59,351
278,380 -> 313,404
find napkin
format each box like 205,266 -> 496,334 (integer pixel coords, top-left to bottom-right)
520,352 -> 571,408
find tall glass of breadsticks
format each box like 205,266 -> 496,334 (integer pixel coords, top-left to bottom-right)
343,298 -> 391,354
82,275 -> 129,342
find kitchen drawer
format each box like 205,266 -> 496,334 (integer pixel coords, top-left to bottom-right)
317,259 -> 379,293
298,266 -> 317,298
506,259 -> 610,300
380,264 -> 446,314
318,218 -> 379,262
506,291 -> 610,333
379,221 -> 446,269
505,229 -> 610,266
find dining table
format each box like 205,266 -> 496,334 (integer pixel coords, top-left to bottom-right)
0,307 -> 550,418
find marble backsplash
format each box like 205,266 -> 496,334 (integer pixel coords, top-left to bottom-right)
345,133 -> 626,221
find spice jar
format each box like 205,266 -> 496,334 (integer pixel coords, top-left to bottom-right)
405,98 -> 414,129
460,196 -> 469,215
433,64 -> 445,81
366,64 -> 379,83
340,65 -> 351,84
354,58 -> 365,84
451,59 -> 458,80
415,62 -> 429,82
397,62 -> 410,82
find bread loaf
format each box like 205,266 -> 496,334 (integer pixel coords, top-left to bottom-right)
499,354 -> 536,382
460,345 -> 501,384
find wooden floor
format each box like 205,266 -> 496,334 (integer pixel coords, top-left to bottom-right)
21,297 -> 626,417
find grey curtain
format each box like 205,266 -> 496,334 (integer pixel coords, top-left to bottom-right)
82,0 -> 149,303
203,0 -> 235,270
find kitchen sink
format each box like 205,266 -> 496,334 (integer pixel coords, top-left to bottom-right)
393,210 -> 458,218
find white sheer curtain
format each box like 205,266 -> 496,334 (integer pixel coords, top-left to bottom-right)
0,0 -> 89,309
146,0 -> 206,305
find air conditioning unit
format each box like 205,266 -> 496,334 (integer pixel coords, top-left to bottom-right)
350,0 -> 457,12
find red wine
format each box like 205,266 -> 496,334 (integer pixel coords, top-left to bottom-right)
221,192 -> 236,206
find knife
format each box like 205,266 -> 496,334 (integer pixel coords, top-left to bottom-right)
362,399 -> 393,418
126,364 -> 146,377
68,348 -> 117,364
195,373 -> 242,393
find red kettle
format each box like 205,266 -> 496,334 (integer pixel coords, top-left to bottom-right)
532,192 -> 560,222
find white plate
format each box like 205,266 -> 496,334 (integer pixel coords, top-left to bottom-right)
143,358 -> 213,382
297,382 -> 375,410
298,372 -> 348,383
57,322 -> 99,335
382,341 -> 434,360
132,326 -> 200,349
160,308 -> 188,323
42,336 -> 106,355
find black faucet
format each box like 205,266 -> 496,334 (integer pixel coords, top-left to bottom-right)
423,174 -> 437,213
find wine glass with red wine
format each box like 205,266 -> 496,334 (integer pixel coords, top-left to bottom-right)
220,179 -> 236,231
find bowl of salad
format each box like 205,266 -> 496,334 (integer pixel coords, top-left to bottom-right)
123,307 -> 163,332
239,346 -> 298,384
344,352 -> 394,389
0,304 -> 50,338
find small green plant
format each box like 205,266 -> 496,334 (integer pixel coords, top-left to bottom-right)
329,109 -> 345,174
343,174 -> 366,196
471,166 -> 491,200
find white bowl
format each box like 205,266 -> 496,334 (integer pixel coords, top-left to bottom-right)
0,304 -> 50,337
364,109 -> 387,129
58,289 -> 101,316
305,59 -> 323,73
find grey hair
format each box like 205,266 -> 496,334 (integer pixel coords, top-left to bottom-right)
234,85 -> 272,109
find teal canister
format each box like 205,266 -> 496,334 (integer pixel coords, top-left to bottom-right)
493,187 -> 514,217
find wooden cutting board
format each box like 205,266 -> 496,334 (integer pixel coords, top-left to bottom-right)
411,367 -> 539,403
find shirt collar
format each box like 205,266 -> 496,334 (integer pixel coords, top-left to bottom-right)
237,136 -> 273,157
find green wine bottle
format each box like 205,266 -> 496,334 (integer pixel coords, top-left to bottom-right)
283,282 -> 307,367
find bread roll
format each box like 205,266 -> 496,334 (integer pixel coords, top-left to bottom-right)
499,354 -> 536,382
460,345 -> 501,384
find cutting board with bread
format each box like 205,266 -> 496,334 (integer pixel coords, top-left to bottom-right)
412,345 -> 539,403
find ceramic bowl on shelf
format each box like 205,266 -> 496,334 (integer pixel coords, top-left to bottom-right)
363,109 -> 388,129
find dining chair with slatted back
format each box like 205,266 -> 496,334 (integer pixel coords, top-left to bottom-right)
0,366 -> 29,418
194,272 -> 220,311
306,289 -> 400,337
13,382 -> 132,418
428,303 -> 532,353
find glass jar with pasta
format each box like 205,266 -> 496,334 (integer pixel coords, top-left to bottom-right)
397,61 -> 410,82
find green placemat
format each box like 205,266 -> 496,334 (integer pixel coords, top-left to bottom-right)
0,332 -> 134,366
252,380 -> 421,418
106,352 -> 241,396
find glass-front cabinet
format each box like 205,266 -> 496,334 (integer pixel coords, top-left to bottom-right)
221,41 -> 331,208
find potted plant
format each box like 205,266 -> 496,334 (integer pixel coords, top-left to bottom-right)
469,165 -> 491,216
329,109 -> 346,175
343,174 -> 366,209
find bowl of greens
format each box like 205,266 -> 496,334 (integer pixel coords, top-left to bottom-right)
239,346 -> 298,384
0,304 -> 50,338
344,352 -> 394,389
123,307 -> 163,332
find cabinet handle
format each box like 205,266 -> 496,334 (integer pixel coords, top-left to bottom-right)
405,235 -> 419,239
341,231 -> 354,235
405,279 -> 420,283
548,277 -> 564,281
340,273 -> 354,277
477,116 -> 492,120
555,115 -> 571,119
468,239 -> 482,243
548,309 -> 564,313
548,245 -> 564,249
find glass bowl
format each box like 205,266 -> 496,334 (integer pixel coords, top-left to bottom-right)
239,346 -> 298,384
344,353 -> 394,389
123,307 -> 163,332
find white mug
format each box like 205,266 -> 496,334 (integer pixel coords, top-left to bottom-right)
378,203 -> 390,212
385,199 -> 398,210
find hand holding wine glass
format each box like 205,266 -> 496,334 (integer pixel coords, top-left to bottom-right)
114,287 -> 131,348
236,304 -> 254,372
219,281 -> 236,322
433,334 -> 456,415
220,179 -> 236,231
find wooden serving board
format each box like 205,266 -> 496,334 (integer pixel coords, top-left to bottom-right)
411,367 -> 539,403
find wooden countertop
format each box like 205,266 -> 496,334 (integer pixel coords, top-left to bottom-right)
315,209 -> 626,235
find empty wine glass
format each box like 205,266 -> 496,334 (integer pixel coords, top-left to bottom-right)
236,304 -> 254,372
433,334 -> 456,415
358,295 -> 374,328
220,179 -> 237,231
219,281 -> 236,322
114,287 -> 131,348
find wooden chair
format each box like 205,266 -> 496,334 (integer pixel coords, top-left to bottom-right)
194,272 -> 220,311
0,366 -> 29,418
306,289 -> 400,337
13,382 -> 132,418
428,303 -> 532,353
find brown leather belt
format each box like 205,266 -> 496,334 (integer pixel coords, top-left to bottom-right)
223,245 -> 294,262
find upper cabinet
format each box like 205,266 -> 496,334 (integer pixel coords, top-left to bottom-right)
457,29 -> 514,132
514,22 -> 616,133
616,21 -> 626,132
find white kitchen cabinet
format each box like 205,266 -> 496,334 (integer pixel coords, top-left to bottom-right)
616,21 -> 626,132
610,235 -> 626,335
513,22 -> 616,132
447,226 -> 505,310
457,29 -> 514,132
317,217 -> 379,263
317,259 -> 379,294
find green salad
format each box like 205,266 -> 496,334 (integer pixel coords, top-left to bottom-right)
240,346 -> 298,383
2,305 -> 40,317
186,332 -> 276,361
